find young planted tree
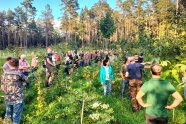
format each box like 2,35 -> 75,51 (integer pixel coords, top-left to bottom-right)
100,12 -> 116,49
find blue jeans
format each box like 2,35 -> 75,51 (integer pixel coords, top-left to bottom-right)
79,60 -> 84,67
121,80 -> 129,97
5,101 -> 24,124
184,85 -> 186,100
103,80 -> 112,96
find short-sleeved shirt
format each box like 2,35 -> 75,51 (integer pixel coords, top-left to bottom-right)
3,63 -> 10,72
126,63 -> 144,79
19,60 -> 30,72
141,78 -> 176,117
120,64 -> 128,80
1,69 -> 26,104
31,57 -> 38,67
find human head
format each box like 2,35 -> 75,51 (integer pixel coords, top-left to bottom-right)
134,54 -> 139,61
140,53 -> 144,56
9,58 -> 19,68
151,64 -> 163,76
20,54 -> 26,60
47,47 -> 52,53
31,52 -> 35,57
103,59 -> 109,66
128,57 -> 135,63
6,57 -> 12,62
105,55 -> 110,60
123,57 -> 128,64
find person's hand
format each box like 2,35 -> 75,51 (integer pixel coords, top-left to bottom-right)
1,85 -> 4,91
147,62 -> 152,64
143,103 -> 152,108
165,105 -> 174,109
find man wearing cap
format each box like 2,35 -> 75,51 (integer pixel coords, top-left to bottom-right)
125,55 -> 150,112
136,64 -> 183,124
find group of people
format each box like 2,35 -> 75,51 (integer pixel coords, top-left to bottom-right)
100,53 -> 184,124
0,47 -> 185,124
0,48 -> 119,124
44,48 -> 118,87
0,52 -> 39,124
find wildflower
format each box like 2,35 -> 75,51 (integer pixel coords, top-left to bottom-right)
91,102 -> 101,109
90,113 -> 100,120
101,104 -> 109,109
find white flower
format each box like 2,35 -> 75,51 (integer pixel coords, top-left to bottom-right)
91,102 -> 101,109
90,113 -> 100,120
101,104 -> 109,109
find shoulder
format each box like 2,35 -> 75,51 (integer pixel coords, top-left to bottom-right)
135,62 -> 144,67
126,64 -> 132,68
3,63 -> 8,68
100,66 -> 106,71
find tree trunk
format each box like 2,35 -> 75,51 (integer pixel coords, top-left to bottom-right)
8,27 -> 10,47
45,28 -> 48,48
2,28 -> 5,49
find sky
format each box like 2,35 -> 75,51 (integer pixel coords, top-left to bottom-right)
0,0 -> 116,20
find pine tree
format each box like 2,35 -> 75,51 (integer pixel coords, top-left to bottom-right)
100,12 -> 116,49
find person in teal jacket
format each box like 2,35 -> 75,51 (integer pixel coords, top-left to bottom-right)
100,59 -> 114,95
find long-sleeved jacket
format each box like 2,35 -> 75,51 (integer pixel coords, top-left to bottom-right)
100,65 -> 114,84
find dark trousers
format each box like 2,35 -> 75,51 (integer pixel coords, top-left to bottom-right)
146,114 -> 168,124
31,67 -> 38,73
22,72 -> 29,88
129,79 -> 142,111
46,66 -> 54,87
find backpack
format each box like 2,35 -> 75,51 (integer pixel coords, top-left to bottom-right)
55,54 -> 61,61
74,54 -> 78,60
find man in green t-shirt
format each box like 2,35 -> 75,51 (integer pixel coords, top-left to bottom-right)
136,64 -> 183,124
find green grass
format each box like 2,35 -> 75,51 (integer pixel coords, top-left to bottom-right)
0,46 -> 185,124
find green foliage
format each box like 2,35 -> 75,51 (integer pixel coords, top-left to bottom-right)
100,12 -> 116,39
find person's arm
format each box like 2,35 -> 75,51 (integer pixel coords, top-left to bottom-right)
47,58 -> 54,66
141,62 -> 151,69
22,61 -> 30,69
120,71 -> 125,80
125,65 -> 129,78
165,91 -> 183,109
144,65 -> 151,69
3,67 -> 6,72
27,61 -> 30,68
120,66 -> 125,80
100,68 -> 104,87
136,90 -> 151,107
